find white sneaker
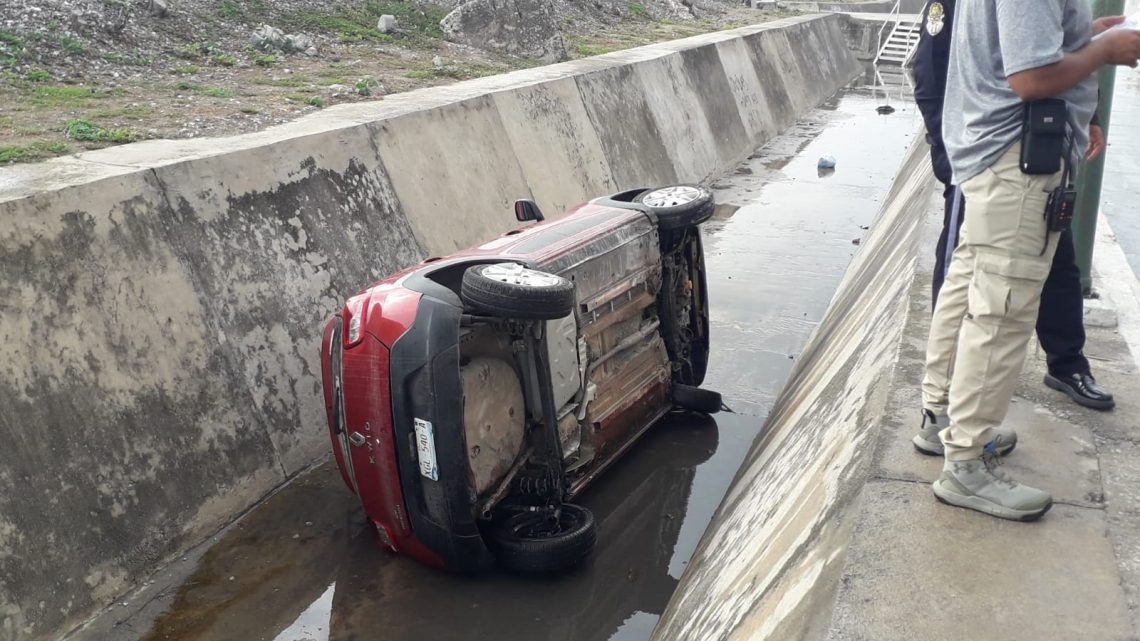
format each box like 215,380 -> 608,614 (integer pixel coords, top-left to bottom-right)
912,409 -> 1017,457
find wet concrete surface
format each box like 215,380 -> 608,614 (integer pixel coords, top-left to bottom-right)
1101,58 -> 1140,279
82,67 -> 919,641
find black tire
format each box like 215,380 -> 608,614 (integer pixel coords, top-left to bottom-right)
635,185 -> 715,231
461,263 -> 575,320
671,383 -> 722,414
688,252 -> 711,385
489,504 -> 597,573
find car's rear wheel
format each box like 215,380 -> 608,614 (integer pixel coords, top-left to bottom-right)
461,263 -> 575,320
489,504 -> 597,573
659,231 -> 710,386
635,185 -> 714,231
671,383 -> 722,414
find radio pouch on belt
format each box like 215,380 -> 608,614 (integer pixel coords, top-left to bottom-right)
1044,182 -> 1076,234
1020,98 -> 1067,175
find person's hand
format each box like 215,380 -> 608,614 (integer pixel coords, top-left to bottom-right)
1088,124 -> 1106,160
1100,29 -> 1140,67
1094,15 -> 1127,35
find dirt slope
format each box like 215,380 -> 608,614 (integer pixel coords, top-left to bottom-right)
0,0 -> 775,165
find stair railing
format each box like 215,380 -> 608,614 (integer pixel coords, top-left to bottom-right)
875,0 -> 903,62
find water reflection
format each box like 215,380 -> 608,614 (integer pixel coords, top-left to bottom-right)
701,70 -> 919,416
140,414 -> 741,641
139,469 -> 358,641
274,583 -> 335,641
327,414 -> 720,641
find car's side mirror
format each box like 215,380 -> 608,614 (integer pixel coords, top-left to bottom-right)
514,199 -> 545,223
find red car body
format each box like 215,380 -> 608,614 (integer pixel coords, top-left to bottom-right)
320,188 -> 713,572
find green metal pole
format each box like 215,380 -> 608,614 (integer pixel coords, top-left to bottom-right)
1073,0 -> 1125,294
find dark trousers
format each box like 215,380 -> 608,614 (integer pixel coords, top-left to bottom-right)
932,183 -> 1089,377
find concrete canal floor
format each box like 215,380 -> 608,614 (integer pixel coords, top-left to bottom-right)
73,68 -> 921,641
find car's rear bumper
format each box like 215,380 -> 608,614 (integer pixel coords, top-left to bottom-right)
386,294 -> 495,571
322,291 -> 495,572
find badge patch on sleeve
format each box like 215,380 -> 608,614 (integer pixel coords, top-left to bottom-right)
926,1 -> 945,36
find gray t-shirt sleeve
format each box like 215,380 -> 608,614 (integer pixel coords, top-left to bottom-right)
995,0 -> 1065,76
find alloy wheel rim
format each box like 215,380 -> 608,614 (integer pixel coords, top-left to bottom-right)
642,185 -> 702,208
481,263 -> 564,288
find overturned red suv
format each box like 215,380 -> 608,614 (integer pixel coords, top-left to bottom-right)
320,185 -> 721,573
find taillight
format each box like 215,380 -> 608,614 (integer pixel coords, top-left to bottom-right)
343,292 -> 371,348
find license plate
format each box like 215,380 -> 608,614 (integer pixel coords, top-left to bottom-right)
414,418 -> 439,481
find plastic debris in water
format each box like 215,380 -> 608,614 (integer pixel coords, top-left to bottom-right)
818,155 -> 837,169
877,105 -> 896,115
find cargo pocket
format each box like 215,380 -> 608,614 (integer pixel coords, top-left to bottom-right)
967,251 -> 1052,325
1012,182 -> 1056,256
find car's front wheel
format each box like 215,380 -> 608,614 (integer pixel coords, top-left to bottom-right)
461,262 -> 575,320
635,184 -> 714,231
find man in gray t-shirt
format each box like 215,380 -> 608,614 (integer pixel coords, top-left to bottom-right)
918,0 -> 1140,522
942,0 -> 1099,183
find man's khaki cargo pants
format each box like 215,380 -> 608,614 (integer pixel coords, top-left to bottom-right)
922,143 -> 1064,461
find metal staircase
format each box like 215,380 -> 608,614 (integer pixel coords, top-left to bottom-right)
875,17 -> 922,66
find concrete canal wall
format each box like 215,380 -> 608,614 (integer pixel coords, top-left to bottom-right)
652,136 -> 934,640
0,15 -> 861,641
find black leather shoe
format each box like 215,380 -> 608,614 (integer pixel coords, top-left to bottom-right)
1044,372 -> 1115,410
